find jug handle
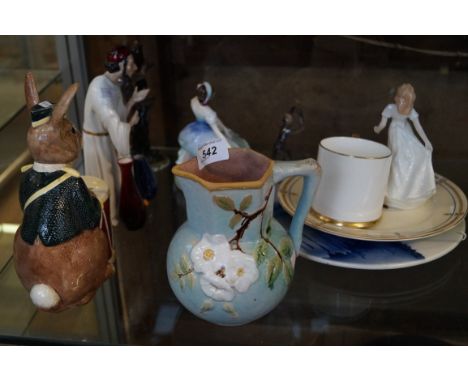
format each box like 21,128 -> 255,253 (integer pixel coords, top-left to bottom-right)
273,159 -> 321,252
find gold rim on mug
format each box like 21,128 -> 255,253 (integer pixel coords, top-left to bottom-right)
319,137 -> 392,160
310,208 -> 380,229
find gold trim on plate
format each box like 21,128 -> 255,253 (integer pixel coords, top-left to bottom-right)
278,174 -> 468,242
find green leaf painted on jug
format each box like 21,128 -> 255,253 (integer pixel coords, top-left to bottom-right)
266,218 -> 272,236
266,256 -> 282,289
179,276 -> 185,290
229,213 -> 242,229
173,255 -> 195,290
180,255 -> 192,273
279,237 -> 294,259
239,195 -> 253,211
283,259 -> 294,285
254,239 -> 269,266
187,273 -> 196,289
213,195 -> 235,211
200,299 -> 214,313
223,303 -> 238,317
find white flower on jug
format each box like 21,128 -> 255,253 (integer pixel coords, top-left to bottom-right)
190,233 -> 259,302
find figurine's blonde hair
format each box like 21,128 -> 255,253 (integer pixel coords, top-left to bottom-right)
395,83 -> 416,115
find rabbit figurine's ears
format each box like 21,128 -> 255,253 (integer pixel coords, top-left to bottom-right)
24,71 -> 79,125
25,72 -> 40,110
51,82 -> 79,124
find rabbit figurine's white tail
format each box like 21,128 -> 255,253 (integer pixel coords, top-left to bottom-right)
30,284 -> 60,309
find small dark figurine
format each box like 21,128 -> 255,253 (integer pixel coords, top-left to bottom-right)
13,72 -> 114,312
273,106 -> 305,160
127,41 -> 151,157
125,41 -> 157,202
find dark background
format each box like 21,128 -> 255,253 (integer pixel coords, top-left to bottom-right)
84,36 -> 468,164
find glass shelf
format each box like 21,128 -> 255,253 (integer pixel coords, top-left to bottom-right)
110,152 -> 468,345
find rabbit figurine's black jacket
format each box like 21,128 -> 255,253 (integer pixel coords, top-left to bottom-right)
19,168 -> 102,247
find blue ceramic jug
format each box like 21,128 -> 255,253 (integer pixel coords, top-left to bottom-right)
167,148 -> 320,325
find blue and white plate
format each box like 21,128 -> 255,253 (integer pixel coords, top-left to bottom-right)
275,206 -> 466,270
299,220 -> 465,270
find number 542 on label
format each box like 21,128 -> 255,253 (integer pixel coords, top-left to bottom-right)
197,138 -> 230,169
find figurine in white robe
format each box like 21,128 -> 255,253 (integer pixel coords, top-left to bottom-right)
83,47 -> 149,225
374,83 -> 436,209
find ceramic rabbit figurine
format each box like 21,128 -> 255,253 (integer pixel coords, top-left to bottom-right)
13,72 -> 114,312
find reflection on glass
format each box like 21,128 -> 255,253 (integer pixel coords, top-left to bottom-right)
0,37 -> 61,176
0,36 -> 59,130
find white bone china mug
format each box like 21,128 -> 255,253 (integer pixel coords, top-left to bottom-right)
311,136 -> 392,228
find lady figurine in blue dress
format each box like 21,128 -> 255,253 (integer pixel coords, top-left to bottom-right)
176,82 -> 249,164
374,83 -> 436,209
